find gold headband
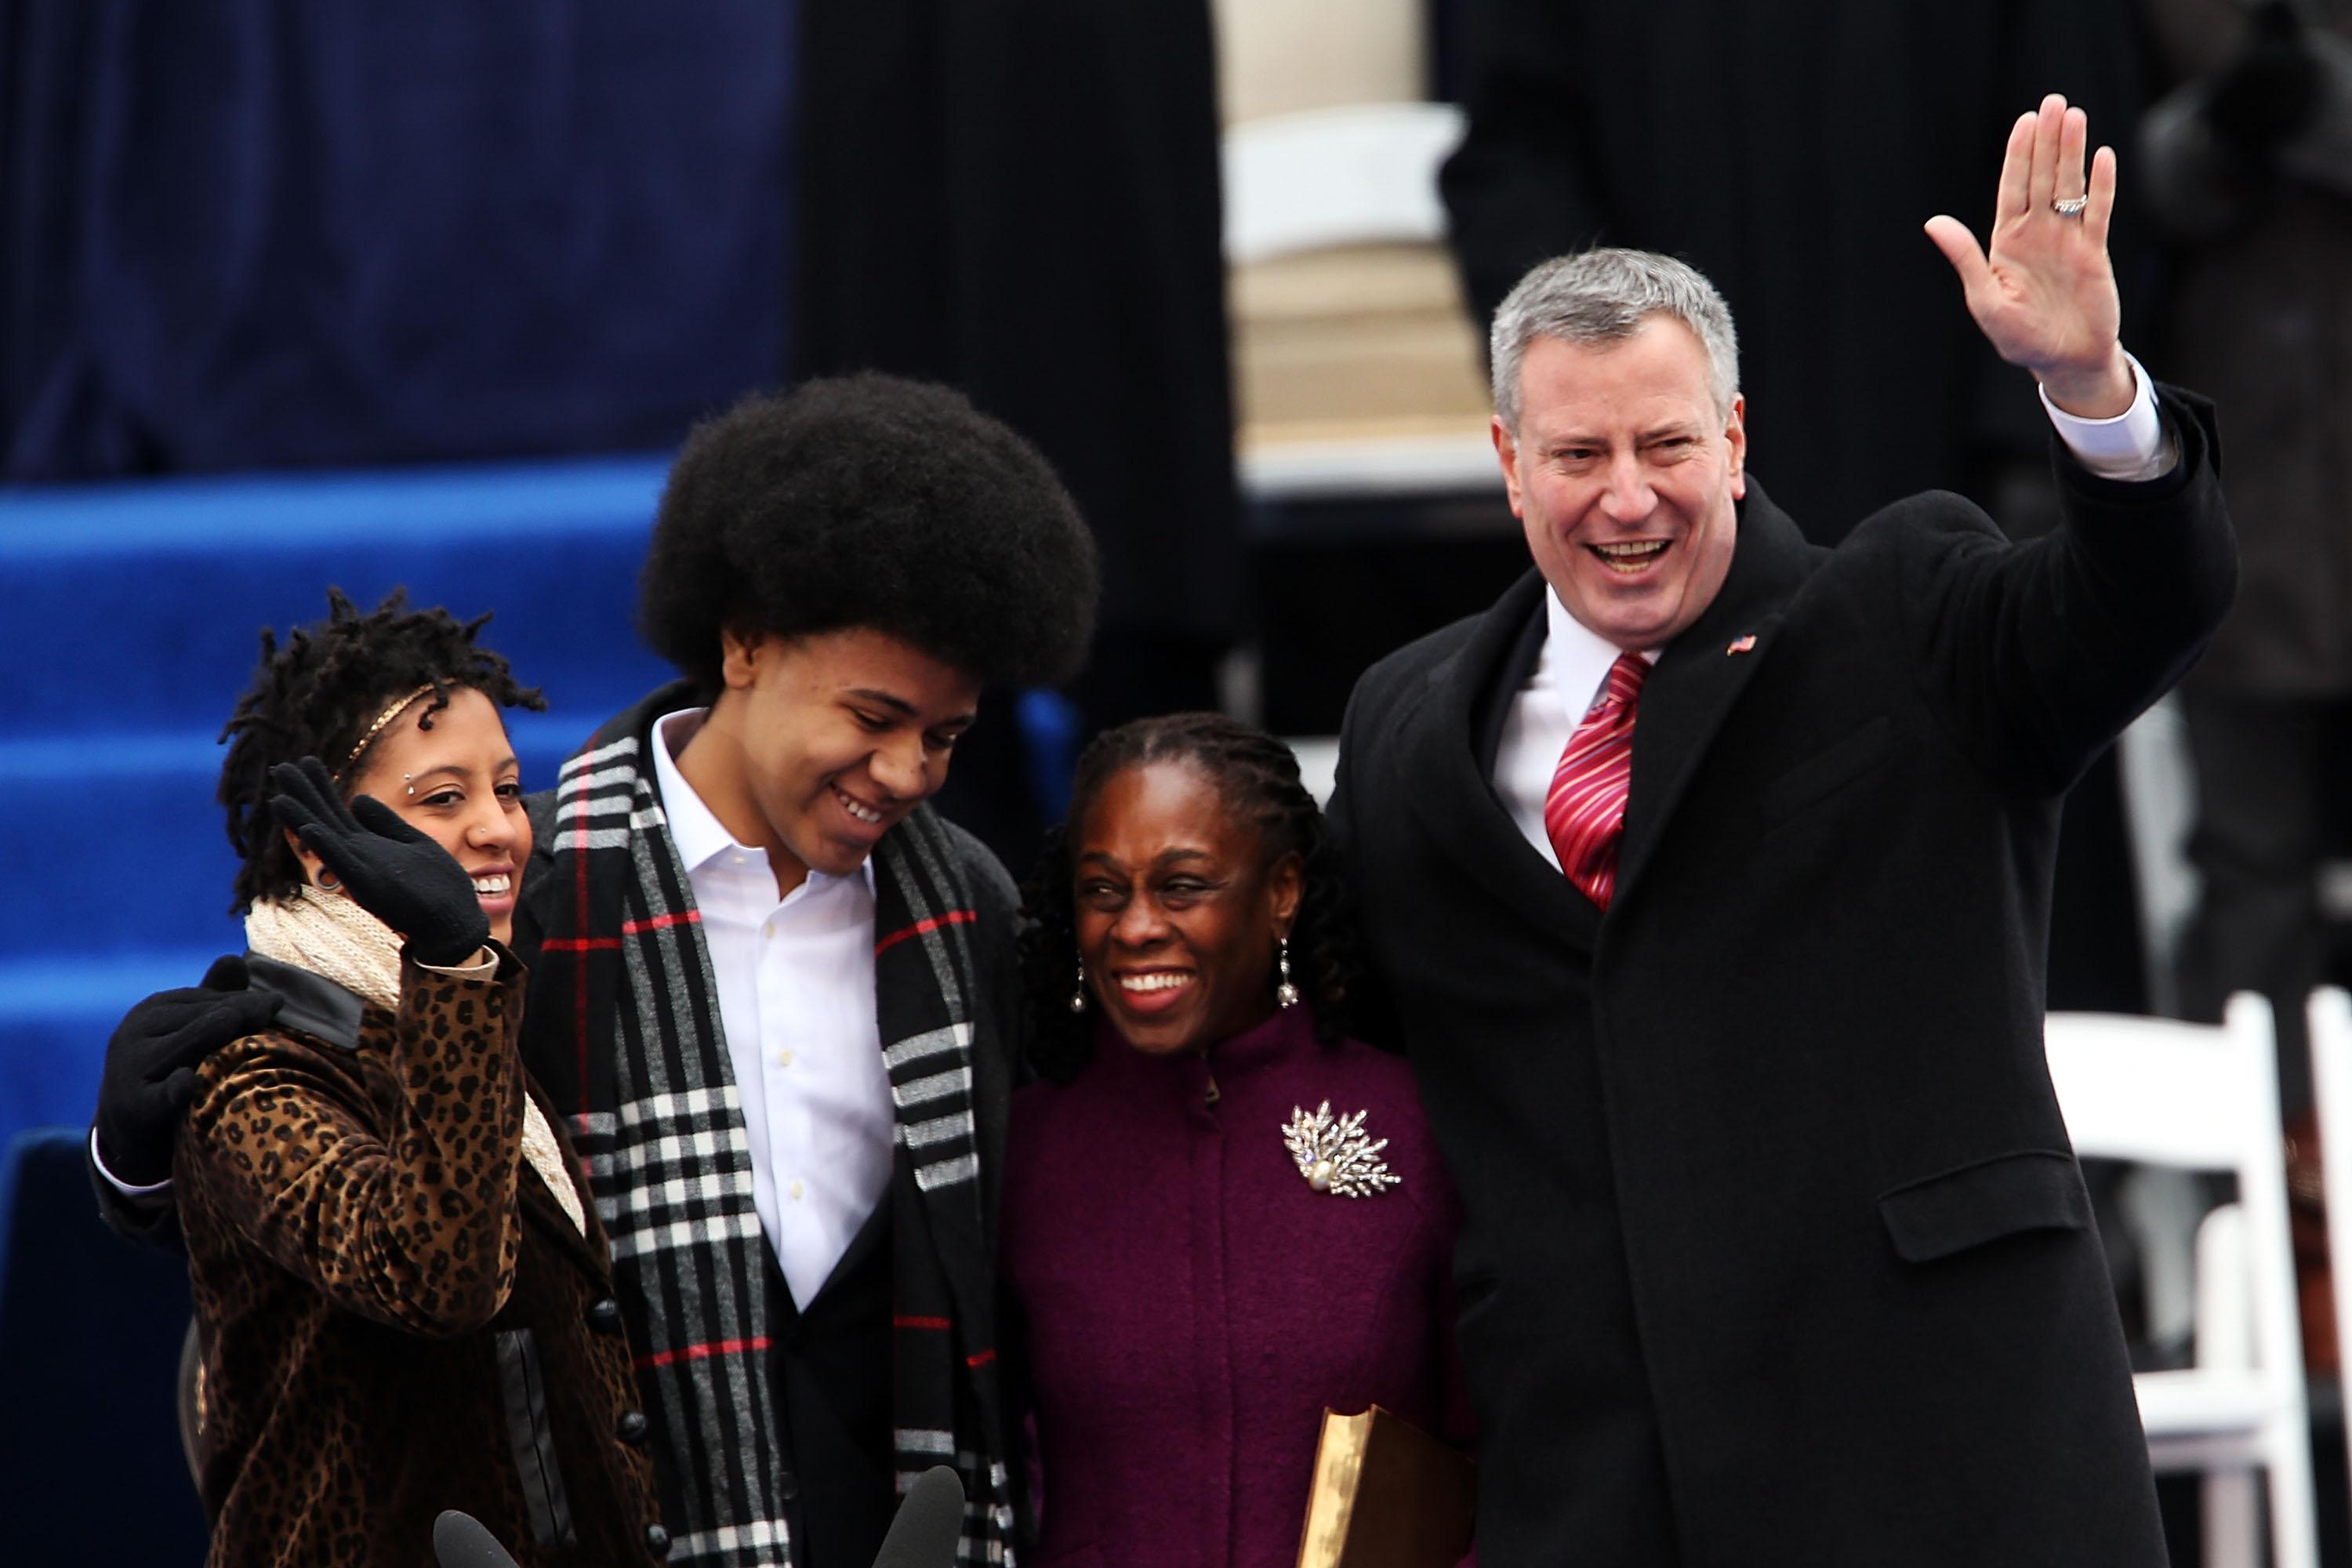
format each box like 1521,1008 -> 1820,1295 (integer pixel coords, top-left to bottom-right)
339,685 -> 437,775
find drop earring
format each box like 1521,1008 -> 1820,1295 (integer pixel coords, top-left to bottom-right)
1069,956 -> 1089,1014
1276,935 -> 1300,1009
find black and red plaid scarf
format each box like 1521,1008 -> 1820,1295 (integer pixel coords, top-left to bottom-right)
532,690 -> 1013,1568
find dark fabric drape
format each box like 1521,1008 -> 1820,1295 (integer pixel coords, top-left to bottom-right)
797,0 -> 1238,863
1,0 -> 793,480
796,0 -> 1238,652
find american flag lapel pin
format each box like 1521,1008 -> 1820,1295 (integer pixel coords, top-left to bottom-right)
1726,633 -> 1758,655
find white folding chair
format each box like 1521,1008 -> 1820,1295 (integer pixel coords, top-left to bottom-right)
2044,994 -> 2316,1568
2306,988 -> 2352,1521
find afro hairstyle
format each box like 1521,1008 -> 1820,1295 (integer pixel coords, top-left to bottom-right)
637,373 -> 1099,694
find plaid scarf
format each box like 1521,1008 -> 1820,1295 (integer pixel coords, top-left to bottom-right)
531,691 -> 1013,1568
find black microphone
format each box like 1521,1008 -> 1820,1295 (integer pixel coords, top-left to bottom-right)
434,1510 -> 521,1568
872,1465 -> 967,1568
431,1470 -> 962,1568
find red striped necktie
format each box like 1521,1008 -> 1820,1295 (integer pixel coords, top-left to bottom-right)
1544,651 -> 1650,910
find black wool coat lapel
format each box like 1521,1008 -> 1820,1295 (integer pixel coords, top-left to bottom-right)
1394,569 -> 1597,942
1387,481 -> 1820,937
1615,482 -> 1817,916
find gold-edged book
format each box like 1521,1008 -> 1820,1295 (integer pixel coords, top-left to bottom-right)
1294,1405 -> 1475,1568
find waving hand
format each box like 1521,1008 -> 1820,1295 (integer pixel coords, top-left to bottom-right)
269,757 -> 490,967
1925,93 -> 2135,418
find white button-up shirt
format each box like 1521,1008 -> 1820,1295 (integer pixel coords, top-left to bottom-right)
1493,600 -> 1656,870
650,710 -> 895,1309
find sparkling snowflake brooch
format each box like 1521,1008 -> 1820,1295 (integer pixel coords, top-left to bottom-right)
1282,1101 -> 1401,1198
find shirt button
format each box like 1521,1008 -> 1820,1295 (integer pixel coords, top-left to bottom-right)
617,1410 -> 650,1445
645,1523 -> 673,1558
789,1179 -> 804,1200
775,1047 -> 795,1068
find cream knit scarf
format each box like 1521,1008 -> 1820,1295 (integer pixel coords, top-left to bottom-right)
245,887 -> 585,1236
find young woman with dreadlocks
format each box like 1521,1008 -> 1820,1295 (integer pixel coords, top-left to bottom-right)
1000,713 -> 1474,1568
169,590 -> 662,1568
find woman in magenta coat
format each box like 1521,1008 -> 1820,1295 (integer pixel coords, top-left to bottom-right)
1003,713 -> 1471,1568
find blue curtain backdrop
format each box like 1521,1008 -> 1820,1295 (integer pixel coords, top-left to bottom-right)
2,0 -> 793,479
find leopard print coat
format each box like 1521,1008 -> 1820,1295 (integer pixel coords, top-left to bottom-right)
174,949 -> 669,1568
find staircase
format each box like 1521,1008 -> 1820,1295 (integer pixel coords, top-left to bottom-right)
0,456 -> 678,1146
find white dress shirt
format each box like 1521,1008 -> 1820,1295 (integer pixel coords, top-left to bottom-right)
651,710 -> 895,1309
1492,355 -> 2175,859
1493,602 -> 1659,869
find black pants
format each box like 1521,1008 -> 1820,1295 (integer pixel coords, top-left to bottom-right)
2174,686 -> 2352,1116
764,1200 -> 898,1568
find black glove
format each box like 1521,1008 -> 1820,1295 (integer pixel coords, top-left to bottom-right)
2209,1 -> 2322,153
93,955 -> 283,1185
268,756 -> 490,967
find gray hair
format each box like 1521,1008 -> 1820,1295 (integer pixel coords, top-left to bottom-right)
1489,249 -> 1741,432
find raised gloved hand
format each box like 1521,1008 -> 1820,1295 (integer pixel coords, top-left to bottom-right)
268,757 -> 490,967
94,956 -> 283,1185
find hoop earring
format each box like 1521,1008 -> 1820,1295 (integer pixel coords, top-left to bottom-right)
1069,956 -> 1088,1014
1276,935 -> 1300,1009
316,869 -> 343,893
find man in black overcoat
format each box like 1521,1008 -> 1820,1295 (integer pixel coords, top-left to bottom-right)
1327,97 -> 2234,1564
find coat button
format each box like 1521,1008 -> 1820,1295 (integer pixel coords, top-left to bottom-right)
586,1298 -> 623,1334
778,1469 -> 800,1501
617,1410 -> 650,1445
645,1523 -> 672,1558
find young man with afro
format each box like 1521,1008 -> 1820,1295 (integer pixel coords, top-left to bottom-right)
95,374 -> 1098,1568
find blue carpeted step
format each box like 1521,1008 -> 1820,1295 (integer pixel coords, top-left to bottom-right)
0,957 -> 239,1142
0,709 -> 618,960
0,456 -> 675,739
0,456 -> 690,1150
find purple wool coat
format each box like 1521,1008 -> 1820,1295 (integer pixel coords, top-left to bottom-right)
1001,1006 -> 1471,1568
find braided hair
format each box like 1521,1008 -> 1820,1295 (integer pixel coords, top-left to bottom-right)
1018,713 -> 1360,1082
216,589 -> 546,913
